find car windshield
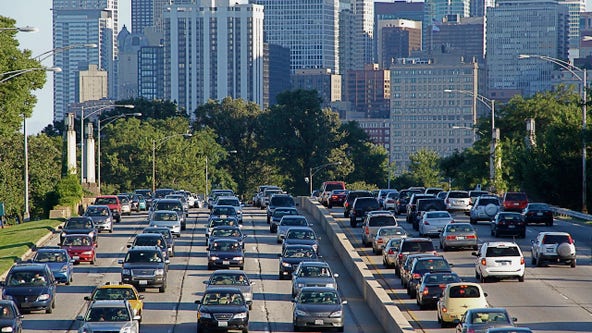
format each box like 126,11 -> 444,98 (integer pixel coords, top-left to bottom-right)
274,209 -> 297,217
299,266 -> 331,277
7,271 -> 48,286
125,251 -> 162,263
217,199 -> 239,206
66,219 -> 93,229
93,288 -> 137,301
426,212 -> 450,219
445,224 -> 474,233
63,236 -> 92,246
134,237 -> 164,247
424,273 -> 459,284
414,259 -> 449,272
156,202 -> 182,211
529,203 -> 548,210
144,229 -> 172,240
87,307 -> 130,322
542,234 -> 572,244
486,246 -> 521,257
287,230 -> 315,240
281,218 -> 307,226
153,212 -> 178,221
35,251 -> 67,263
86,207 -> 109,216
378,227 -> 405,236
210,274 -> 249,286
211,228 -> 241,238
283,248 -> 316,258
402,241 -> 435,252
299,291 -> 339,305
210,241 -> 241,251
209,219 -> 237,228
95,197 -> 116,205
449,285 -> 481,298
369,216 -> 396,226
202,292 -> 244,305
471,311 -> 509,324
213,207 -> 237,215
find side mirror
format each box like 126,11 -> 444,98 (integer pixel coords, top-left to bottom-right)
484,292 -> 488,297
165,259 -> 170,264
194,300 -> 202,305
202,280 -> 209,285
342,300 -> 348,305
126,244 -> 132,248
133,315 -> 142,321
84,296 -> 91,301
118,259 -> 123,264
250,281 -> 256,285
471,252 -> 479,257
333,273 -> 339,278
246,300 -> 253,306
76,315 -> 84,321
139,295 -> 145,300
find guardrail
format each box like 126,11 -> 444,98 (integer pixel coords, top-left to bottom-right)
551,207 -> 592,221
298,197 -> 415,333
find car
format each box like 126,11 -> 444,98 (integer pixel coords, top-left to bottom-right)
0,299 -> 23,333
530,231 -> 576,267
326,189 -> 347,208
456,308 -> 517,333
128,233 -> 169,263
406,194 -> 436,224
361,212 -> 398,246
84,282 -> 145,319
207,238 -> 245,270
260,187 -> 283,209
154,188 -> 175,200
278,244 -> 320,280
211,205 -> 240,222
491,212 -> 526,238
208,225 -> 247,249
395,189 -> 423,215
205,216 -> 240,241
383,191 -> 400,211
377,189 -> 398,209
382,238 -> 404,268
29,246 -> 74,284
425,187 -> 444,195
117,195 -> 133,216
502,192 -> 528,212
400,253 -> 438,290
319,181 -> 346,207
214,196 -> 244,223
282,227 -> 320,253
60,234 -> 97,264
486,328 -> 533,333
134,189 -> 153,207
208,189 -> 236,208
203,270 -> 255,310
412,198 -> 447,230
292,287 -> 346,332
277,215 -> 310,243
94,195 -> 122,222
415,272 -> 461,309
119,246 -> 169,292
254,185 -> 281,207
130,194 -> 147,212
473,241 -> 525,283
349,197 -> 380,227
83,205 -> 114,233
444,190 -> 471,213
418,210 -> 454,237
372,226 -> 407,255
194,287 -> 250,333
165,193 -> 189,212
439,223 -> 478,251
1,263 -> 57,314
522,202 -> 554,226
406,256 -> 452,298
437,282 -> 489,327
470,196 -> 501,224
152,198 -> 187,230
76,300 -> 140,333
394,237 -> 437,276
468,190 -> 491,205
266,193 -> 296,223
343,190 -> 374,217
291,261 -> 338,297
149,210 -> 182,237
58,216 -> 98,245
269,206 -> 299,233
142,227 -> 175,257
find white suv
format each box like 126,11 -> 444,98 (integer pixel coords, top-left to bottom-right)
531,232 -> 576,268
469,196 -> 500,224
444,190 -> 471,213
473,241 -> 525,283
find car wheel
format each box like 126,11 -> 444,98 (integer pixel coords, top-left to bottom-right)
518,275 -> 525,282
350,218 -> 356,227
266,216 -> 270,224
46,303 -> 53,314
279,274 -> 284,280
520,232 -> 526,239
109,228 -> 113,233
546,221 -> 553,226
207,264 -> 213,270
469,217 -> 476,224
490,227 -> 495,236
159,285 -> 166,293
475,270 -> 480,279
536,255 -> 543,267
531,255 -> 536,265
441,243 -> 448,252
328,204 -> 332,208
571,259 -> 576,268
242,329 -> 248,333
343,211 -> 349,218
480,273 -> 487,283
293,325 -> 300,332
239,266 -> 244,270
91,256 -> 96,265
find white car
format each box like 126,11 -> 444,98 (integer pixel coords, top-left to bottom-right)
418,211 -> 453,237
473,241 -> 525,283
531,231 -> 576,267
149,210 -> 182,237
444,190 -> 471,212
469,196 -> 501,224
214,196 -> 243,223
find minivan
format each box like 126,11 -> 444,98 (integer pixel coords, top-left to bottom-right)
361,213 -> 398,246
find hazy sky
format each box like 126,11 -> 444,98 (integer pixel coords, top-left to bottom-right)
1,0 -> 591,133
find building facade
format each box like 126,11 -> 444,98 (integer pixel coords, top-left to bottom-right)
423,0 -> 470,51
292,68 -> 342,108
339,0 -> 374,75
377,19 -> 422,68
344,64 -> 390,119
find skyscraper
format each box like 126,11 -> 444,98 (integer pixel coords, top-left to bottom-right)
163,0 -> 265,114
339,0 -> 374,74
52,0 -> 118,122
131,0 -> 170,33
423,0 -> 470,51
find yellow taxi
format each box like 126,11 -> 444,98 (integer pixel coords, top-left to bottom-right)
436,282 -> 488,327
84,282 -> 145,320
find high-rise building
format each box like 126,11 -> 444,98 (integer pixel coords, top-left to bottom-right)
344,64 -> 390,119
78,64 -> 108,102
163,0 -> 265,114
377,19 -> 422,68
339,0 -> 374,74
486,0 -> 569,98
558,0 -> 586,60
131,0 -> 170,34
52,0 -> 118,122
292,68 -> 342,108
138,45 -> 165,100
116,26 -> 146,100
470,0 -> 495,17
423,0 -> 470,51
267,43 -> 291,106
430,15 -> 485,61
252,0 -> 339,74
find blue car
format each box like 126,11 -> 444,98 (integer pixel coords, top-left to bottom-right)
29,247 -> 74,285
1,263 -> 57,314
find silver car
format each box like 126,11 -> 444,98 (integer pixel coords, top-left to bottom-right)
382,238 -> 404,268
291,261 -> 338,297
77,300 -> 140,333
372,226 -> 407,254
361,213 -> 398,246
418,211 -> 454,237
438,222 -> 478,251
203,270 -> 255,309
277,215 -> 310,243
292,287 -> 346,332
149,210 -> 181,237
84,205 -> 113,233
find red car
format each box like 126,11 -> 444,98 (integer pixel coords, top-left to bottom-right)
94,195 -> 122,222
502,192 -> 528,212
60,234 -> 96,264
327,189 -> 347,208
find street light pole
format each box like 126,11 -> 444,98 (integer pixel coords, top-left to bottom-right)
519,54 -> 588,213
23,117 -> 30,222
308,162 -> 342,196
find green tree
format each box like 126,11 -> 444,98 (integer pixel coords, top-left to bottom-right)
29,134 -> 63,217
408,149 -> 442,187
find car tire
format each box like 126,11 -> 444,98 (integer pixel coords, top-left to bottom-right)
475,270 -> 480,280
207,264 -> 213,270
328,203 -> 332,208
518,275 -> 525,282
469,217 -> 476,224
91,256 -> 96,265
350,218 -> 356,227
531,255 -> 536,265
441,243 -> 448,252
571,259 -> 577,268
159,284 -> 166,293
336,327 -> 344,332
520,232 -> 526,239
109,228 -> 113,233
279,274 -> 284,280
46,303 -> 53,314
242,329 -> 248,333
293,325 -> 300,332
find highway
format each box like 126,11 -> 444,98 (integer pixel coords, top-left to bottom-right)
323,205 -> 592,333
18,206 -> 383,333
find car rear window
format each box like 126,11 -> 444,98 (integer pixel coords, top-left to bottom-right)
486,246 -> 521,257
414,258 -> 450,272
449,285 -> 481,298
324,183 -> 345,191
356,198 -> 379,208
542,235 -> 572,244
368,215 -> 397,227
448,191 -> 469,198
157,202 -> 182,211
505,193 -> 526,201
401,240 -> 435,252
271,196 -> 295,206
479,198 -> 499,205
528,203 -> 548,210
425,211 -> 450,219
96,197 -> 116,205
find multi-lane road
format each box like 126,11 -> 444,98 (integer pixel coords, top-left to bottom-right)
19,206 -> 383,333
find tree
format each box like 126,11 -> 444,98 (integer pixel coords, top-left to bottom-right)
408,149 -> 442,187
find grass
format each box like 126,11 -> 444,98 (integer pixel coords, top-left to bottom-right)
0,219 -> 64,276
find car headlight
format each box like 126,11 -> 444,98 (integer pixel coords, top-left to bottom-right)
282,262 -> 291,267
209,256 -> 220,261
312,244 -> 318,251
329,310 -> 342,318
155,269 -> 164,275
122,269 -> 131,275
37,293 -> 51,301
198,311 -> 212,319
89,231 -> 94,237
60,265 -> 69,272
233,312 -> 248,319
82,251 -> 93,255
295,309 -> 308,316
106,218 -> 112,223
61,232 -> 66,238
326,283 -> 335,289
2,327 -> 14,332
297,283 -> 304,288
232,256 -> 244,261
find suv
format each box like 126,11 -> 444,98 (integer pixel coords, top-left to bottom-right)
95,195 -> 122,223
531,231 -> 576,267
394,238 -> 437,276
469,196 -> 501,224
319,181 -> 346,206
473,241 -> 525,282
152,198 -> 187,230
255,185 -> 280,207
118,246 -> 169,292
406,256 -> 452,298
266,194 -> 295,224
361,213 -> 398,246
1,263 -> 57,313
491,212 -> 526,238
343,190 -> 373,217
395,189 -> 423,215
411,198 -> 446,230
349,197 -> 380,227
443,190 -> 471,213
58,216 -> 98,245
502,192 -> 528,212
405,194 -> 434,224
77,300 -> 140,332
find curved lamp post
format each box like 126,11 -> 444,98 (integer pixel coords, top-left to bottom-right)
152,133 -> 193,193
519,54 -> 587,213
33,43 -> 98,63
0,66 -> 61,84
0,26 -> 38,33
307,162 -> 342,196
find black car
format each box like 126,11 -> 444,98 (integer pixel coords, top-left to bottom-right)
58,216 -> 98,245
343,190 -> 373,218
0,299 -> 23,332
394,238 -> 437,277
406,256 -> 452,298
281,227 -> 319,253
142,227 -> 175,257
266,193 -> 296,223
278,244 -> 319,280
195,287 -> 250,333
128,233 -> 169,263
522,203 -> 554,226
207,238 -> 245,270
415,272 -> 461,309
405,194 -> 435,225
491,212 -> 526,238
395,189 -> 423,215
1,263 -> 57,313
118,246 -> 169,292
349,197 -> 380,227
209,226 -> 247,249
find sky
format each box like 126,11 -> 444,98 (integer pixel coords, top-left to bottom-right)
1,0 -> 591,133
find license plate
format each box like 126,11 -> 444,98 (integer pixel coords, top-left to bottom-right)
537,212 -> 543,216
139,280 -> 148,285
218,321 -> 228,327
456,236 -> 465,240
315,320 -> 324,325
223,261 -> 230,265
73,256 -> 80,260
500,261 -> 509,265
508,225 -> 515,228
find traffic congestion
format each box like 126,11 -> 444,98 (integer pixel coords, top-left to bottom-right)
0,185 -> 591,333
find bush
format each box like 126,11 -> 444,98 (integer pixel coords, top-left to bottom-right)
55,174 -> 82,212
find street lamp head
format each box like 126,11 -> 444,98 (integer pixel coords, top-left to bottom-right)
229,150 -> 238,154
47,66 -> 62,73
84,43 -> 98,48
17,26 -> 38,32
183,133 -> 193,138
120,104 -> 135,109
518,54 -> 531,59
131,113 -> 142,117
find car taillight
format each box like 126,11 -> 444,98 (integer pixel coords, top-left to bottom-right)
438,284 -> 446,288
441,306 -> 448,313
412,273 -> 421,279
466,235 -> 476,239
377,238 -> 384,243
388,249 -> 395,255
422,287 -> 429,295
423,221 -> 430,225
520,257 -> 525,265
481,258 -> 487,266
364,226 -> 369,235
446,236 -> 456,240
568,235 -> 574,244
467,329 -> 476,333
398,254 -> 403,259
450,219 -> 455,223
